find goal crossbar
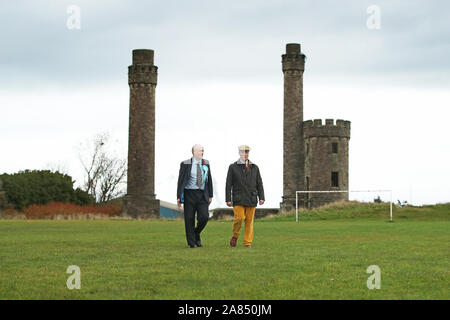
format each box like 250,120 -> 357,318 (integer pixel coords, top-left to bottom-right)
295,190 -> 393,222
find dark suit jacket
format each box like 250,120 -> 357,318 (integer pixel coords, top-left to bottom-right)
177,158 -> 213,203
225,160 -> 265,207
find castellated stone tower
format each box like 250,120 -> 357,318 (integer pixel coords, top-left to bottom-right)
304,119 -> 350,207
122,49 -> 160,218
280,43 -> 351,210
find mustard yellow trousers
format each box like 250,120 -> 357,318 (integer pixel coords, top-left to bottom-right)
232,205 -> 256,247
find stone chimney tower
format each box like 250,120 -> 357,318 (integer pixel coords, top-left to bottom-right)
280,43 -> 306,211
122,49 -> 160,218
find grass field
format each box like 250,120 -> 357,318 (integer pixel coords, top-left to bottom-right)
0,202 -> 448,299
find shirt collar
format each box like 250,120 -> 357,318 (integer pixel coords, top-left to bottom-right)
192,157 -> 202,164
237,158 -> 249,165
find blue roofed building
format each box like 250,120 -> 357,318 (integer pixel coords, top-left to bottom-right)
159,200 -> 214,219
159,200 -> 183,219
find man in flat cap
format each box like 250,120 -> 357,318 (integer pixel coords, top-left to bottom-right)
177,144 -> 213,248
225,145 -> 265,248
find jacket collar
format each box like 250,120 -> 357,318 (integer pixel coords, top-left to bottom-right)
183,158 -> 209,165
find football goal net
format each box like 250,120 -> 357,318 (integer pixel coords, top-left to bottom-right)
295,190 -> 393,223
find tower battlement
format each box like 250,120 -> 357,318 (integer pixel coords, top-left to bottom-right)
128,49 -> 158,85
282,43 -> 306,72
128,50 -> 158,85
128,65 -> 158,85
303,119 -> 351,139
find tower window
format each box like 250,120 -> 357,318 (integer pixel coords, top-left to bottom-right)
331,172 -> 339,187
306,143 -> 309,155
332,142 -> 338,153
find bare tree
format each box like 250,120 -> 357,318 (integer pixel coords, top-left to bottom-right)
79,133 -> 127,203
98,156 -> 127,203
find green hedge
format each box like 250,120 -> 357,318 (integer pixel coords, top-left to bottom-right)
0,170 -> 93,210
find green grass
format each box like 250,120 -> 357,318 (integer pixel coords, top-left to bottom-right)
0,203 -> 449,299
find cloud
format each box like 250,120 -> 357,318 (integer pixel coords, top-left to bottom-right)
0,0 -> 449,88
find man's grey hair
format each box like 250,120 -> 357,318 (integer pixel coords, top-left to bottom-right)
192,144 -> 203,154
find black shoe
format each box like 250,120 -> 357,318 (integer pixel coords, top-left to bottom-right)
188,245 -> 196,248
195,233 -> 202,247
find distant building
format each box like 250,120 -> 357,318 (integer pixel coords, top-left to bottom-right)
280,43 -> 351,210
159,201 -> 214,219
159,200 -> 183,219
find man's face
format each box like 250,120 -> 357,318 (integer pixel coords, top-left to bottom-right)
239,150 -> 249,161
193,146 -> 204,160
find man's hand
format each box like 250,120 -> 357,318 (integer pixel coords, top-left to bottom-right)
226,201 -> 232,207
259,200 -> 265,205
209,197 -> 212,204
177,198 -> 181,208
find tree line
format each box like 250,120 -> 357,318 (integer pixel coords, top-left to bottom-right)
0,132 -> 127,211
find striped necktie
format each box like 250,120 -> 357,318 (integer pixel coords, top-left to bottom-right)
196,163 -> 202,187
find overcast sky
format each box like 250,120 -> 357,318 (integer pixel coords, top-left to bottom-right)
1,0 -> 449,209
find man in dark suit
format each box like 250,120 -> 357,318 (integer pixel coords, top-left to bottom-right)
177,144 -> 213,248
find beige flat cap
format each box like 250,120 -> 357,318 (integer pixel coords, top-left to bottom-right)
238,145 -> 251,151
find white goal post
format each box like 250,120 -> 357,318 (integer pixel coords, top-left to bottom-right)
295,190 -> 393,223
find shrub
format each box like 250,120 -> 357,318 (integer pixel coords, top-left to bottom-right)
0,207 -> 25,219
23,202 -> 121,219
0,170 -> 93,210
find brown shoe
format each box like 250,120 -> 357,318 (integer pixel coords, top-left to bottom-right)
230,237 -> 237,247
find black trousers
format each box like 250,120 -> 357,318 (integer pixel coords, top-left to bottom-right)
183,189 -> 209,247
